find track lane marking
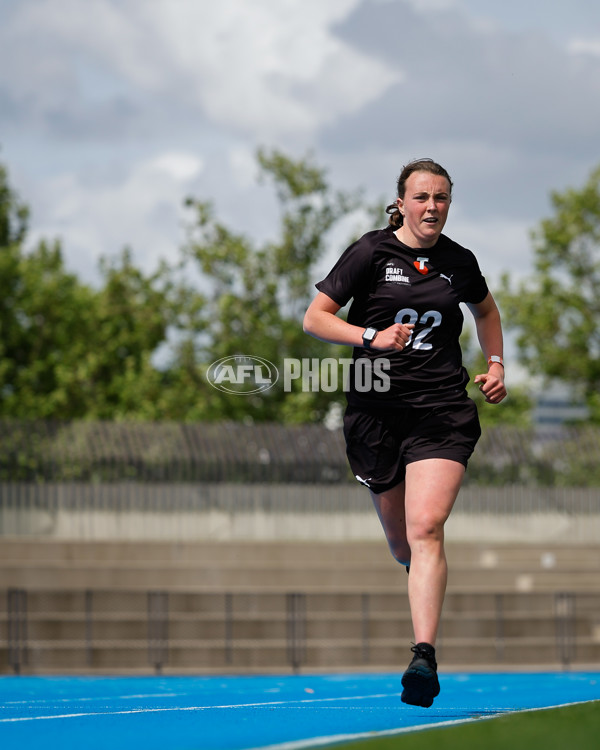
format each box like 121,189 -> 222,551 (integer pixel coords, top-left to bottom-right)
0,691 -> 404,723
246,699 -> 599,750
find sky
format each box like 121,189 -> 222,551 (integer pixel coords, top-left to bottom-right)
2,0 -> 600,300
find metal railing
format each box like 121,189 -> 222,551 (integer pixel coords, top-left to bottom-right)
4,588 -> 597,675
0,420 -> 599,542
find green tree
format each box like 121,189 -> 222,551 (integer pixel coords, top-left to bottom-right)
463,342 -> 533,428
498,165 -> 600,422
0,162 -> 98,418
174,148 -> 366,423
62,250 -> 177,420
0,163 -> 176,420
2,149 -> 539,427
0,237 -> 96,418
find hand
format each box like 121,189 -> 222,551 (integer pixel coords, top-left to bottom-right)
372,323 -> 415,351
474,368 -> 507,404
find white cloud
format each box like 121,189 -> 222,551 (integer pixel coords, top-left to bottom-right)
28,151 -> 204,282
3,0 -> 600,299
149,152 -> 203,183
145,0 -> 400,137
1,0 -> 398,140
448,215 -> 533,283
229,147 -> 260,190
567,37 -> 600,57
404,0 -> 458,9
323,0 -> 600,166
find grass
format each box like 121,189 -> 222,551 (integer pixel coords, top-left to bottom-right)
343,700 -> 600,750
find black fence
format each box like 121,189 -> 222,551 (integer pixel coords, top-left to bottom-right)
1,420 -> 600,487
3,587 -> 595,675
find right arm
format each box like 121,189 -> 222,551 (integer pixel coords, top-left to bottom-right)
303,292 -> 414,351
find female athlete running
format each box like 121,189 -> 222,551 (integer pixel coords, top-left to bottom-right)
304,158 -> 507,707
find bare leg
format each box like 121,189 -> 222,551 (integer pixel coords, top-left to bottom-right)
371,458 -> 465,646
370,481 -> 410,566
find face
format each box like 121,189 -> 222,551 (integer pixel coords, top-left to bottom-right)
396,171 -> 452,249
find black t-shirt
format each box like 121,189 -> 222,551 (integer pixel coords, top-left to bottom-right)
315,226 -> 489,407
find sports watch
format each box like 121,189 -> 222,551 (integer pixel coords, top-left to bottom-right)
362,327 -> 378,348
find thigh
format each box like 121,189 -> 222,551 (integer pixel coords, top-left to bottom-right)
404,458 -> 466,533
370,482 -> 406,534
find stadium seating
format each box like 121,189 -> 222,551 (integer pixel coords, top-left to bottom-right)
1,539 -> 599,674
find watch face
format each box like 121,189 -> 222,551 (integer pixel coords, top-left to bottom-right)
363,328 -> 377,342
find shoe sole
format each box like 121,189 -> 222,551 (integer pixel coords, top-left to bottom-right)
401,666 -> 440,708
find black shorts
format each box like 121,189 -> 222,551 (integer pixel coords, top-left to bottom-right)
343,397 -> 481,494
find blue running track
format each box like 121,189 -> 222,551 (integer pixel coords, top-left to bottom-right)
1,672 -> 599,749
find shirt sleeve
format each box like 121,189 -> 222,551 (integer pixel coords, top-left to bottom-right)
462,250 -> 489,304
315,232 -> 377,307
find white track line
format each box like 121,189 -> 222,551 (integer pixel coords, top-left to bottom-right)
246,699 -> 599,750
0,691 -> 403,723
4,693 -> 179,706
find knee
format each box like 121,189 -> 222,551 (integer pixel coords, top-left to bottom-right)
408,517 -> 445,546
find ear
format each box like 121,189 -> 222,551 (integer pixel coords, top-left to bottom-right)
396,197 -> 404,214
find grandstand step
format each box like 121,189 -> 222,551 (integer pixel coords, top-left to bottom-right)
2,585 -> 599,675
1,540 -> 599,595
2,637 -> 598,675
2,610 -> 596,644
2,537 -> 599,673
0,589 -> 590,617
0,562 -> 598,592
1,540 -> 600,568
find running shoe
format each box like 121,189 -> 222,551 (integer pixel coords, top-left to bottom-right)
401,642 -> 440,708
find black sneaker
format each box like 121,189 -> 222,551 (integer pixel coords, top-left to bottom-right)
401,642 -> 440,708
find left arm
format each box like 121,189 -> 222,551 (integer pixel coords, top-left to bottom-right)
467,292 -> 507,405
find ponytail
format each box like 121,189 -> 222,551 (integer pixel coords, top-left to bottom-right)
386,203 -> 403,228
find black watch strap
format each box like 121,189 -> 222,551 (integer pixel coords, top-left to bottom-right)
362,327 -> 378,348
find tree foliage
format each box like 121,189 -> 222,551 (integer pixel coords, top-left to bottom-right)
0,151 -> 364,423
461,329 -> 533,428
173,148 -> 361,423
0,165 -> 176,419
498,165 -> 600,422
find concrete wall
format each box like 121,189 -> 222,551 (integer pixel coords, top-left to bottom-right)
1,483 -> 599,543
